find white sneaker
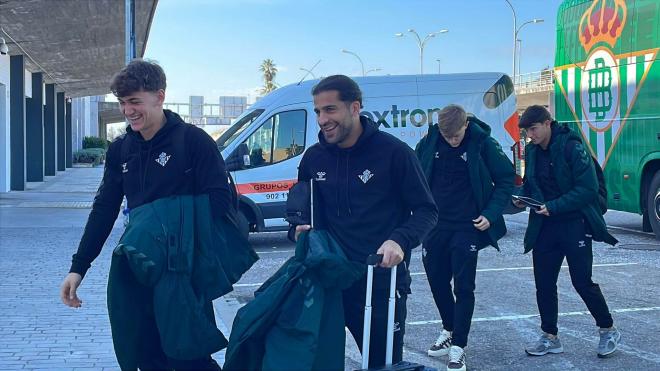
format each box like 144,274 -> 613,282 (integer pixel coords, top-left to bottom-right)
447,345 -> 466,371
428,329 -> 452,357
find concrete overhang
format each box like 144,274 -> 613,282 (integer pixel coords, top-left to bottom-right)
0,0 -> 158,97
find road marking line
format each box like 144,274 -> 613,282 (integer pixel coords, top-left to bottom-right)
607,225 -> 655,236
234,283 -> 263,287
234,263 -> 638,287
409,262 -> 637,276
519,209 -> 654,236
407,306 -> 660,326
256,249 -> 294,255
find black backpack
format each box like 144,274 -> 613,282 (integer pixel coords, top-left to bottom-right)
564,139 -> 608,214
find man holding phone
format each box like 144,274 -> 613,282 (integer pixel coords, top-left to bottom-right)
415,105 -> 514,371
514,105 -> 620,358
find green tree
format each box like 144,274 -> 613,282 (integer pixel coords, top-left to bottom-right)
260,59 -> 278,94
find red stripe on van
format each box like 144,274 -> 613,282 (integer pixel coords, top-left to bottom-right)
236,180 -> 298,195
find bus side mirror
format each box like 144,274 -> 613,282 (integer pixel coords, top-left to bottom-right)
226,143 -> 250,171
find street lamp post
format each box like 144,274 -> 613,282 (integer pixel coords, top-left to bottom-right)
504,0 -> 543,84
516,39 -> 522,82
341,49 -> 365,76
365,68 -> 382,75
436,59 -> 441,74
514,19 -> 543,83
395,29 -> 448,74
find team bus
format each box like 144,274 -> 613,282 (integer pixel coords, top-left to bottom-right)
218,73 -> 521,232
554,0 -> 659,239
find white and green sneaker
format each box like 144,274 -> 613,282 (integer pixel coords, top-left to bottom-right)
597,327 -> 621,358
428,329 -> 452,357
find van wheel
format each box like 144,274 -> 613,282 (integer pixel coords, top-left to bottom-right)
647,170 -> 660,240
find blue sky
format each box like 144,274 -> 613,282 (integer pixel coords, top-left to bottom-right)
143,0 -> 562,103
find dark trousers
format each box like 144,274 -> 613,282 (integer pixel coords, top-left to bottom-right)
532,219 -> 614,336
107,254 -> 222,370
422,230 -> 479,348
343,271 -> 408,368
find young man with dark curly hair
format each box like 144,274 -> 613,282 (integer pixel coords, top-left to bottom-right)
59,59 -> 232,370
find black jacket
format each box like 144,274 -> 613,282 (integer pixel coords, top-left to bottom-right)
295,116 -> 438,265
70,110 -> 232,277
520,124 -> 618,252
415,116 -> 515,249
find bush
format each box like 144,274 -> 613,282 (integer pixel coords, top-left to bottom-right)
83,136 -> 109,149
73,149 -> 104,166
84,147 -> 106,164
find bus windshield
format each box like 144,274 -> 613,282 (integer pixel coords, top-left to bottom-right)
216,109 -> 264,150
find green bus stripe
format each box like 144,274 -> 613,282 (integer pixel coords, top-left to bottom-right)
561,68 -> 568,109
604,127 -> 612,155
575,68 -> 582,121
619,58 -> 627,120
636,55 -> 644,86
590,127 -> 598,153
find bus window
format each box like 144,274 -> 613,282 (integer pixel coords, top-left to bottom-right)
483,75 -> 514,109
242,109 -> 306,169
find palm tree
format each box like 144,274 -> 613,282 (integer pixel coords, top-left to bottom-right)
260,59 -> 278,94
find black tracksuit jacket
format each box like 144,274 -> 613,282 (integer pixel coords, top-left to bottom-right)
296,116 -> 438,268
69,110 -> 231,277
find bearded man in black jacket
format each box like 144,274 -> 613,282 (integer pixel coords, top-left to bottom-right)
59,59 -> 229,370
291,75 -> 438,368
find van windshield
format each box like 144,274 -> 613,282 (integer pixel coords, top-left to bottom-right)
216,109 -> 264,150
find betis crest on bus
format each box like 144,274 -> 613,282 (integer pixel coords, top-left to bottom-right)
555,0 -> 657,167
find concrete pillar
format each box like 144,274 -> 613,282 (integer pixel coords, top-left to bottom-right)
44,84 -> 56,176
9,55 -> 25,191
56,91 -> 65,172
0,55 -> 10,193
65,97 -> 72,168
26,72 -> 44,182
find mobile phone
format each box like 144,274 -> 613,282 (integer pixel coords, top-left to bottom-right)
512,195 -> 543,210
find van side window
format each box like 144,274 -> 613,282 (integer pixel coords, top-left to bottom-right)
243,109 -> 306,168
483,75 -> 514,109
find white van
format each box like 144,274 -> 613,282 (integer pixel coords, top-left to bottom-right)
218,73 -> 521,232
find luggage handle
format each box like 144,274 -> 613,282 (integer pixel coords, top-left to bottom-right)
362,254 -> 398,369
310,178 -> 314,229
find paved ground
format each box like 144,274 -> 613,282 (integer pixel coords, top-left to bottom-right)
1,167 -> 658,370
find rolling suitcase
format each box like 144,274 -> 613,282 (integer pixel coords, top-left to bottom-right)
356,254 -> 437,371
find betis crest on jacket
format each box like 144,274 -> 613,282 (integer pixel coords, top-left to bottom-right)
156,152 -> 171,167
554,0 -> 657,168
